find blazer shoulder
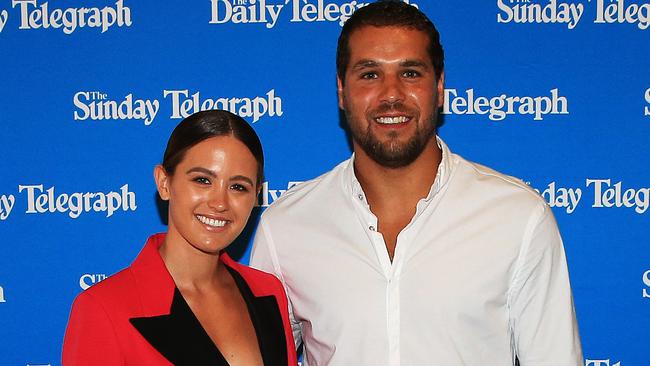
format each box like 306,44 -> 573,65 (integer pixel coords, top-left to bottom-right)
76,266 -> 140,313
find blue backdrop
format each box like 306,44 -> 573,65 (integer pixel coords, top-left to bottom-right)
1,0 -> 648,365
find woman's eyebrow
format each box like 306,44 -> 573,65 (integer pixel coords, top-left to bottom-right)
185,167 -> 216,176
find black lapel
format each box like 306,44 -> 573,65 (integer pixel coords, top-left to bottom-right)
129,288 -> 229,366
226,265 -> 289,366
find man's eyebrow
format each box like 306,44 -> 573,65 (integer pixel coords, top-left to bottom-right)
400,59 -> 429,68
185,167 -> 216,176
350,59 -> 431,71
351,59 -> 379,71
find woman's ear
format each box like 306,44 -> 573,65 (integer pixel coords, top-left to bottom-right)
154,165 -> 171,201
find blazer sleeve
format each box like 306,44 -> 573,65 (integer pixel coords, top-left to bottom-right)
268,274 -> 299,366
62,291 -> 124,366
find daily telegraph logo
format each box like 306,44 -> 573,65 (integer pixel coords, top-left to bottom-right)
209,0 -> 418,28
644,88 -> 650,116
79,273 -> 107,290
586,360 -> 622,366
0,0 -> 132,34
531,179 -> 650,214
443,88 -> 568,121
257,181 -> 302,207
0,285 -> 5,303
73,89 -> 283,125
497,0 -> 650,30
0,184 -> 137,220
643,270 -> 650,299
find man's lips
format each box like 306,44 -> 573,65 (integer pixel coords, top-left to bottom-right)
374,115 -> 410,125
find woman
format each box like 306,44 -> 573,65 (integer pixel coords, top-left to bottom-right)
62,110 -> 297,366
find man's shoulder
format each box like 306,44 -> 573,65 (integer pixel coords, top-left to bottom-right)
263,159 -> 349,216
452,153 -> 546,208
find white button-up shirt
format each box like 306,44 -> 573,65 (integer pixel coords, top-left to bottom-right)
250,138 -> 582,366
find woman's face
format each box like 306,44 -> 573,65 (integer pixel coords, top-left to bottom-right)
155,135 -> 259,255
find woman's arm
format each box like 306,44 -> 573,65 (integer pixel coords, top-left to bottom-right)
62,292 -> 123,366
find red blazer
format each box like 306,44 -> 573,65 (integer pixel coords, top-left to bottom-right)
62,233 -> 297,366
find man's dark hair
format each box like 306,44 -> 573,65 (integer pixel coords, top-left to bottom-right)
336,0 -> 444,84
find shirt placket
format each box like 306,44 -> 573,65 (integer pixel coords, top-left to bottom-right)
358,192 -> 405,366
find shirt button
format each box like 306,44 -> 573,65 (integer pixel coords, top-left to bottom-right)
369,225 -> 376,231
358,194 -> 364,200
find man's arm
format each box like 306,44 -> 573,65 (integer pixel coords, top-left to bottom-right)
250,218 -> 303,350
509,203 -> 583,365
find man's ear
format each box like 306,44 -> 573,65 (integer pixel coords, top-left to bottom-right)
337,75 -> 345,110
436,71 -> 445,108
154,165 -> 171,201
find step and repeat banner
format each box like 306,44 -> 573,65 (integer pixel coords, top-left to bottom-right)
1,0 -> 648,365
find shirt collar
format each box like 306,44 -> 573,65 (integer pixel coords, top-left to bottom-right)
345,136 -> 453,203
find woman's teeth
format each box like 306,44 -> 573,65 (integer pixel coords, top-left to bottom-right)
196,215 -> 226,227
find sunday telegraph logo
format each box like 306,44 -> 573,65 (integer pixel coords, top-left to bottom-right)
79,273 -> 108,290
209,0 -> 418,28
0,184 -> 137,221
497,0 -> 650,30
73,89 -> 283,125
643,269 -> 650,299
0,285 -> 5,303
530,179 -> 650,214
0,0 -> 132,34
443,88 -> 568,122
644,88 -> 650,116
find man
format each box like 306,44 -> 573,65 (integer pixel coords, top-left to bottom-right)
251,1 -> 583,365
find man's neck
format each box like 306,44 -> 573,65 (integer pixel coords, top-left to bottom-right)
353,137 -> 442,208
353,137 -> 442,261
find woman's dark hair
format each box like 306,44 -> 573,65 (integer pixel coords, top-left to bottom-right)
162,110 -> 264,187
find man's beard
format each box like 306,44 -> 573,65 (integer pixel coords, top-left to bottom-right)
345,102 -> 437,169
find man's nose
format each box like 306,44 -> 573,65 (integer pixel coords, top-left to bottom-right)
378,74 -> 405,104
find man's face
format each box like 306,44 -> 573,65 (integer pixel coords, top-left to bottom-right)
338,26 -> 444,168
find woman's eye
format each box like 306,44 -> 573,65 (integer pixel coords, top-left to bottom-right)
231,184 -> 249,192
193,177 -> 210,185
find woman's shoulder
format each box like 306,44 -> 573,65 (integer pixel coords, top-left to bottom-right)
72,266 -> 139,313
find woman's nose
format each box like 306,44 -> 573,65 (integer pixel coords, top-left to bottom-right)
207,186 -> 229,212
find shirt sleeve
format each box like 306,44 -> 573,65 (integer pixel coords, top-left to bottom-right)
508,203 -> 583,366
250,217 -> 303,351
62,291 -> 123,366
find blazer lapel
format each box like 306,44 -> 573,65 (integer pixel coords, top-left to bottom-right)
225,265 -> 288,366
127,234 -> 228,366
130,288 -> 229,366
127,236 -> 287,366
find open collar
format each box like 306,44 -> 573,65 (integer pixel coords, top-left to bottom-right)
346,135 -> 454,203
